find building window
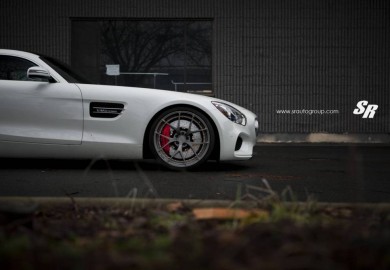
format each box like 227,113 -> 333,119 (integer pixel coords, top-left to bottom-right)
72,20 -> 212,95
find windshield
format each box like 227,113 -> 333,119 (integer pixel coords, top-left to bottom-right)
40,56 -> 91,84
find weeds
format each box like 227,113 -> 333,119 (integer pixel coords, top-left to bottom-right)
1,179 -> 389,269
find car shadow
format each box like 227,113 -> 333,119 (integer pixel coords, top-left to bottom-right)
0,158 -> 250,172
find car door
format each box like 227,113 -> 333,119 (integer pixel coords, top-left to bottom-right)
0,55 -> 83,145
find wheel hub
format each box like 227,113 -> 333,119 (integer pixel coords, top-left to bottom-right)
174,129 -> 191,149
178,135 -> 187,144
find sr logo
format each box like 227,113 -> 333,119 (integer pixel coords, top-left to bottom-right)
353,100 -> 378,119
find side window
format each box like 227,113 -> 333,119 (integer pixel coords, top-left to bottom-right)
0,55 -> 39,81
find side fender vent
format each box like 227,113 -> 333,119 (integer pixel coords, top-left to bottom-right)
90,102 -> 124,118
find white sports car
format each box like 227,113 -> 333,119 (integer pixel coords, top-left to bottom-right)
0,49 -> 258,169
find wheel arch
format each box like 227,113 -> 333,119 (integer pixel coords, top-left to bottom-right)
142,104 -> 220,161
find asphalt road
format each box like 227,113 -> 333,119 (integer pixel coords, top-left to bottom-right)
0,145 -> 389,203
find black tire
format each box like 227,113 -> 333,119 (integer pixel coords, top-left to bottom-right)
149,107 -> 215,170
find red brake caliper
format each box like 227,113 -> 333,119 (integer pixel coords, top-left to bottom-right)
160,124 -> 171,155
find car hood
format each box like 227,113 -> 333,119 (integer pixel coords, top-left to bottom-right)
75,83 -> 254,117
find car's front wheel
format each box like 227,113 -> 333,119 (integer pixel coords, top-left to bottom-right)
149,107 -> 215,170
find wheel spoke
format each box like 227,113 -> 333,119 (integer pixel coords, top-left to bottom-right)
167,148 -> 180,162
186,113 -> 195,136
158,140 -> 173,152
187,128 -> 208,135
179,150 -> 187,167
188,145 -> 201,161
162,119 -> 179,133
177,112 -> 181,129
189,141 -> 209,146
155,131 -> 171,140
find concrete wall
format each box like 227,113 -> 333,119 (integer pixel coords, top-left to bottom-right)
1,0 -> 389,136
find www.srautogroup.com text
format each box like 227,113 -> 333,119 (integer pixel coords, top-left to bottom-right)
276,109 -> 340,115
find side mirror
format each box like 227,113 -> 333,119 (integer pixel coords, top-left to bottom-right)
27,66 -> 52,80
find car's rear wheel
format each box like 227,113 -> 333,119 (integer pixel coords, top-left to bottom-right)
149,107 -> 215,169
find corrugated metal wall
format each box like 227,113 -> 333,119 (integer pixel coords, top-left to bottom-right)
1,0 -> 389,133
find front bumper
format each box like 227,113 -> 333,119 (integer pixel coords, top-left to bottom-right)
218,113 -> 258,161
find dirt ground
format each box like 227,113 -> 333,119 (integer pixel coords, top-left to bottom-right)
1,200 -> 390,270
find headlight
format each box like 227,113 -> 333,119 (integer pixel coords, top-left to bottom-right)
212,101 -> 246,126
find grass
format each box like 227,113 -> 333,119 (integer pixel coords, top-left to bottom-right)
1,183 -> 390,269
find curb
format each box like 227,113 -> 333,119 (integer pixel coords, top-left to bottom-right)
256,133 -> 390,144
2,197 -> 390,212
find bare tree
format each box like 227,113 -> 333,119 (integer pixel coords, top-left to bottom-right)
185,22 -> 212,67
101,21 -> 212,88
101,21 -> 183,86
